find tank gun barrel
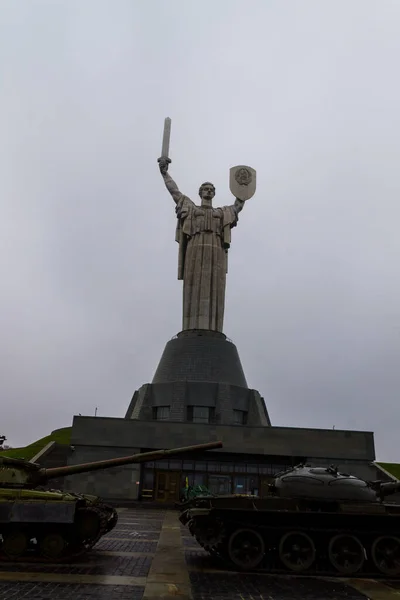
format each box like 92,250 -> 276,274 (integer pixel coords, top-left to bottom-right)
37,441 -> 223,482
379,480 -> 400,499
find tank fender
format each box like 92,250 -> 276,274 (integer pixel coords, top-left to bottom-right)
181,508 -> 212,525
1,502 -> 76,523
179,507 -> 211,526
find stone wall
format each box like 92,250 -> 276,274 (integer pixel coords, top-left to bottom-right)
70,416 -> 375,461
64,445 -> 141,500
36,443 -> 72,491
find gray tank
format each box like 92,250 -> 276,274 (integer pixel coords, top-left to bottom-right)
271,464 -> 400,502
179,463 -> 400,578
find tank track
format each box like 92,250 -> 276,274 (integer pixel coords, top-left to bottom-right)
184,513 -> 400,579
0,504 -> 118,563
101,503 -> 119,533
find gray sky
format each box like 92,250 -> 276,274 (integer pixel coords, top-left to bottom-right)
1,1 -> 399,461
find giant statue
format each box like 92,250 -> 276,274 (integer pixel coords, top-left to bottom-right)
158,118 -> 256,333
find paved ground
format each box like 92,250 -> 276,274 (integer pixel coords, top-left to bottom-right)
0,507 -> 399,599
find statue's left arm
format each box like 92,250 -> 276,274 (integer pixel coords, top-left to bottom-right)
234,198 -> 245,214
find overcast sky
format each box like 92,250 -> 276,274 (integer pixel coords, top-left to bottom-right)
1,1 -> 399,461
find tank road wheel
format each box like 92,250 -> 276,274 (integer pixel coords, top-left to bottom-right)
39,533 -> 67,559
371,536 -> 400,576
279,531 -> 316,573
328,534 -> 365,575
228,528 -> 265,570
2,530 -> 28,559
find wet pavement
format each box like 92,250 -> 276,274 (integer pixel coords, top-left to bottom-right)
0,507 -> 398,599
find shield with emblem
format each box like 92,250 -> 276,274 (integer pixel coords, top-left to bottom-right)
229,165 -> 257,201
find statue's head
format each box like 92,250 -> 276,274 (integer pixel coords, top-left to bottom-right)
199,182 -> 215,206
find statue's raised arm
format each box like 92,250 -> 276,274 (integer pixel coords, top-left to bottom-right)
234,198 -> 245,214
159,159 -> 182,204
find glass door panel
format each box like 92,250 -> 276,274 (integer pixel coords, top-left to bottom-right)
167,471 -> 180,502
156,472 -> 167,502
208,475 -> 231,495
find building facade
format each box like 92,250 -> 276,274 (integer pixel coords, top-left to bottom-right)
64,415 -> 376,503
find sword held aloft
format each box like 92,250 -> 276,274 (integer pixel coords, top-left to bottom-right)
158,117 -> 172,164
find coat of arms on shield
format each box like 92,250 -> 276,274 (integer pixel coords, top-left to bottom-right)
229,165 -> 257,201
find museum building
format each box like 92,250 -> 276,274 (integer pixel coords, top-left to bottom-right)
64,329 -> 377,504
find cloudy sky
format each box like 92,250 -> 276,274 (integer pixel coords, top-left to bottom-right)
1,1 -> 399,461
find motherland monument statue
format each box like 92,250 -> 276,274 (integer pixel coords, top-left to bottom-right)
158,118 -> 257,333
124,120 -> 267,424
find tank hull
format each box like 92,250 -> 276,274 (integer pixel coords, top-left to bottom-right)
179,495 -> 400,578
0,489 -> 118,562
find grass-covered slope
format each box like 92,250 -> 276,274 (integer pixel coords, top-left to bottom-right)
376,462 -> 400,480
0,427 -> 71,460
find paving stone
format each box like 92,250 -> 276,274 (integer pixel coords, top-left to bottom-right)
106,530 -> 160,540
0,556 -> 152,577
0,582 -> 144,599
122,517 -> 164,520
143,511 -> 191,599
183,537 -> 201,547
189,572 -> 368,600
111,521 -> 162,528
95,539 -> 158,553
185,550 -> 226,571
120,516 -> 164,520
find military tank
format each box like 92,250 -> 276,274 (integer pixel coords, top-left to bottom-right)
179,463 -> 400,578
0,440 -> 222,562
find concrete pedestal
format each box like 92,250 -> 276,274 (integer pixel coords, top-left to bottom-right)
125,329 -> 270,426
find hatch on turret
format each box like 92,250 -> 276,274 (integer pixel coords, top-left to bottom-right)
0,457 -> 40,470
0,456 -> 41,487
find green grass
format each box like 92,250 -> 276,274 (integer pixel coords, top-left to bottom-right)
376,462 -> 400,480
0,427 -> 71,460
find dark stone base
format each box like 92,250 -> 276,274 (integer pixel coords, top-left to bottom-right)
152,329 -> 248,387
125,381 -> 271,426
125,329 -> 271,426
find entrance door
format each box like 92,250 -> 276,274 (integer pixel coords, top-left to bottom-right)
208,475 -> 231,495
155,471 -> 180,503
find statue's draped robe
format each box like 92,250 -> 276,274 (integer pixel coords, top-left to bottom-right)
175,195 -> 239,332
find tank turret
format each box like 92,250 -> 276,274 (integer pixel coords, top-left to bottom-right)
0,441 -> 223,489
269,464 -> 400,502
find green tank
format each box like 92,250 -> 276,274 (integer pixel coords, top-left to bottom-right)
0,440 -> 222,562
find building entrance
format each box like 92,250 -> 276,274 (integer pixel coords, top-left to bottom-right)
155,470 -> 180,503
141,453 -> 299,502
208,475 -> 231,495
